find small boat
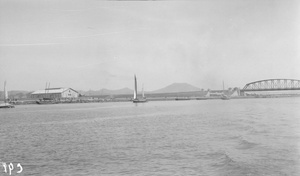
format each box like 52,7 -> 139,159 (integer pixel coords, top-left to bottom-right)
36,98 -> 58,104
132,75 -> 147,103
133,98 -> 147,103
221,81 -> 230,100
0,81 -> 15,108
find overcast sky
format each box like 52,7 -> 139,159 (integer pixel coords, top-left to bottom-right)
0,0 -> 299,91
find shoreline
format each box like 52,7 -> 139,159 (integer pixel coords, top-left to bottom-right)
4,94 -> 300,106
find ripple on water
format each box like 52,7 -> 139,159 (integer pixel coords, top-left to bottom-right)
236,139 -> 258,150
1,99 -> 300,175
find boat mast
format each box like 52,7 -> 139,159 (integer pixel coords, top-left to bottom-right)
45,82 -> 47,97
44,82 -> 48,98
48,82 -> 50,98
4,81 -> 6,104
133,75 -> 137,100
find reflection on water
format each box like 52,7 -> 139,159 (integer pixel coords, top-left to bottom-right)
1,98 -> 300,175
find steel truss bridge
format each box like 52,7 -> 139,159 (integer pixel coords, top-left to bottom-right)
241,79 -> 300,92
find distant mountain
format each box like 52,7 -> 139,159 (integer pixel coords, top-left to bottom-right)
100,87 -> 133,95
152,83 -> 201,93
0,90 -> 31,99
82,87 -> 133,96
2,83 -> 202,97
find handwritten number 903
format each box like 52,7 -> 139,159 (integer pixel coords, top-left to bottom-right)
2,163 -> 23,175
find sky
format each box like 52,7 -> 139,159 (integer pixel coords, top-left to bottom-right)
0,0 -> 299,91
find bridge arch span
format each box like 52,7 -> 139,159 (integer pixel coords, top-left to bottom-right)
242,79 -> 300,91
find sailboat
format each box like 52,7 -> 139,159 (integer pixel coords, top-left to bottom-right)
221,81 -> 230,100
142,84 -> 146,100
132,75 -> 147,103
0,81 -> 15,108
36,82 -> 57,104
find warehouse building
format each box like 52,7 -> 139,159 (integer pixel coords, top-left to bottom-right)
31,88 -> 79,99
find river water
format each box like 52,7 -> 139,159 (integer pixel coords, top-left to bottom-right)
0,98 -> 300,176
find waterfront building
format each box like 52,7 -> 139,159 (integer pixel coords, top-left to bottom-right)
209,90 -> 224,97
31,88 -> 79,99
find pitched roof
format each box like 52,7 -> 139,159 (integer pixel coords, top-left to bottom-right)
31,88 -> 77,94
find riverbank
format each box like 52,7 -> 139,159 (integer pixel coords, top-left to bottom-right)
4,94 -> 300,106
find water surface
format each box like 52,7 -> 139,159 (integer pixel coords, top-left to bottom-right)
1,98 -> 300,175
